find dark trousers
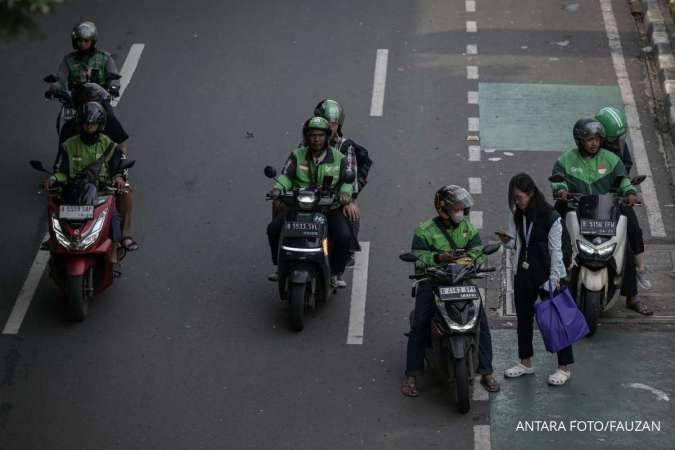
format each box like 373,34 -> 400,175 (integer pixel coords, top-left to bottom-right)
406,282 -> 494,377
267,208 -> 352,274
555,201 -> 642,298
514,273 -> 574,366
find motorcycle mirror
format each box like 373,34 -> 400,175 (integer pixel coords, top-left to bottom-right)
631,175 -> 647,186
117,160 -> 135,171
399,253 -> 419,263
341,169 -> 356,184
107,73 -> 122,81
29,160 -> 48,173
264,166 -> 277,179
482,243 -> 501,255
43,74 -> 59,83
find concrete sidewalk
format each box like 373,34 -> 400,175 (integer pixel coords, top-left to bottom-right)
489,329 -> 675,449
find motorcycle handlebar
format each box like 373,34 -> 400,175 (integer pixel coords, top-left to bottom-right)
478,267 -> 497,273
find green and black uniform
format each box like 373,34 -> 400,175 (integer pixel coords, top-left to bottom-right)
405,216 -> 494,377
267,146 -> 353,273
551,147 -> 641,297
56,49 -> 120,92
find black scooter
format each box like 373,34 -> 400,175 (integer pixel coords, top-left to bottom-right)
264,166 -> 354,331
400,243 -> 499,414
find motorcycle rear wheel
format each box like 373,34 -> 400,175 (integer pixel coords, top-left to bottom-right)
64,274 -> 90,322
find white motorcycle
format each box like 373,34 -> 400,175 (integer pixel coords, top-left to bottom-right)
549,174 -> 645,335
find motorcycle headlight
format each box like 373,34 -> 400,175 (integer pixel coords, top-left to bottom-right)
52,215 -> 73,249
297,191 -> 316,209
77,208 -> 107,250
578,240 -> 596,255
596,242 -> 616,257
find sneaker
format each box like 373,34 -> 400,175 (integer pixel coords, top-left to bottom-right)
346,254 -> 356,268
268,271 -> 278,282
636,267 -> 653,290
336,274 -> 347,289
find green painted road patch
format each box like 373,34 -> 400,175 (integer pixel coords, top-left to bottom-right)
479,83 -> 623,151
490,329 -> 674,449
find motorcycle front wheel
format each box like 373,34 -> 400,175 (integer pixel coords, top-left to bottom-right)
453,356 -> 471,414
288,283 -> 307,332
64,274 -> 90,321
580,287 -> 602,337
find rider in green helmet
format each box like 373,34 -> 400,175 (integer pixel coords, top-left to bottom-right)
267,116 -> 355,288
595,106 -> 633,174
313,99 -> 373,267
595,106 -> 651,292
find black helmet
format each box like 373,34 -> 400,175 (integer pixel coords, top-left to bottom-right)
78,101 -> 106,130
573,118 -> 605,149
71,21 -> 98,50
434,185 -> 474,218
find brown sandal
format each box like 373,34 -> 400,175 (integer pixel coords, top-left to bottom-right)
400,383 -> 418,397
480,375 -> 501,393
626,299 -> 653,316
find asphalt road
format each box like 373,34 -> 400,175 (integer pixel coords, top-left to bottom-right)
0,0 -> 673,449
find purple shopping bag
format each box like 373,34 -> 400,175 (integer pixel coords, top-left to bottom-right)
534,284 -> 590,353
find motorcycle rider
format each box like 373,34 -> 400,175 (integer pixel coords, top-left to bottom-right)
47,102 -> 138,262
595,106 -> 651,290
313,99 -> 373,266
267,116 -> 354,288
401,185 -> 500,397
551,118 -> 652,315
46,21 -> 129,154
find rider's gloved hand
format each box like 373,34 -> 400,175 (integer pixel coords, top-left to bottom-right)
625,193 -> 638,207
556,190 -> 569,201
268,188 -> 281,199
338,191 -> 352,205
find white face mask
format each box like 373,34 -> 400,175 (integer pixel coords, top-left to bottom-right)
450,211 -> 464,223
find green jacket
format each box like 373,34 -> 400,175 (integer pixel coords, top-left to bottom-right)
551,148 -> 636,197
411,217 -> 484,272
54,133 -> 122,185
57,49 -> 120,91
275,146 -> 353,198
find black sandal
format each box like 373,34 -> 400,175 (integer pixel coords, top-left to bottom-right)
121,236 -> 139,252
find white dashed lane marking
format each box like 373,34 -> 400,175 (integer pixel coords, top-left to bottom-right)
467,44 -> 478,55
369,49 -> 389,117
467,66 -> 479,79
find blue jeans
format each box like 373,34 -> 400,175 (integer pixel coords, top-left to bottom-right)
405,282 -> 494,376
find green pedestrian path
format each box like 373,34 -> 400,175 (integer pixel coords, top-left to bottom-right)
479,83 -> 623,151
489,329 -> 675,449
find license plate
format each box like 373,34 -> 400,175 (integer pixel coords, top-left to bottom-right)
285,221 -> 320,237
59,205 -> 94,220
579,219 -> 616,236
438,285 -> 479,300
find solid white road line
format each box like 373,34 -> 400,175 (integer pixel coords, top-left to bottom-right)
474,425 -> 491,450
467,66 -> 479,80
469,145 -> 481,162
600,0 -> 666,237
466,21 -> 477,33
469,177 -> 482,194
3,44 -> 146,335
111,43 -> 145,107
470,211 -> 484,229
369,49 -> 389,117
466,0 -> 476,12
347,242 -> 370,345
468,117 -> 480,133
467,44 -> 478,55
468,91 -> 479,104
3,232 -> 50,334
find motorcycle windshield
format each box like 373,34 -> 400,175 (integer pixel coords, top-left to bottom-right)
577,194 -> 617,221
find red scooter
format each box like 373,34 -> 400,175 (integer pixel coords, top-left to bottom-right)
30,158 -> 133,321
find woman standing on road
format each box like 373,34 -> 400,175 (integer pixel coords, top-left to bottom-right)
498,173 -> 574,386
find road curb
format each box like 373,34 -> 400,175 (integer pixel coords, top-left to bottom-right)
641,0 -> 675,141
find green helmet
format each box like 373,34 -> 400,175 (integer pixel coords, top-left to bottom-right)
303,116 -> 331,136
314,99 -> 344,126
595,107 -> 627,139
